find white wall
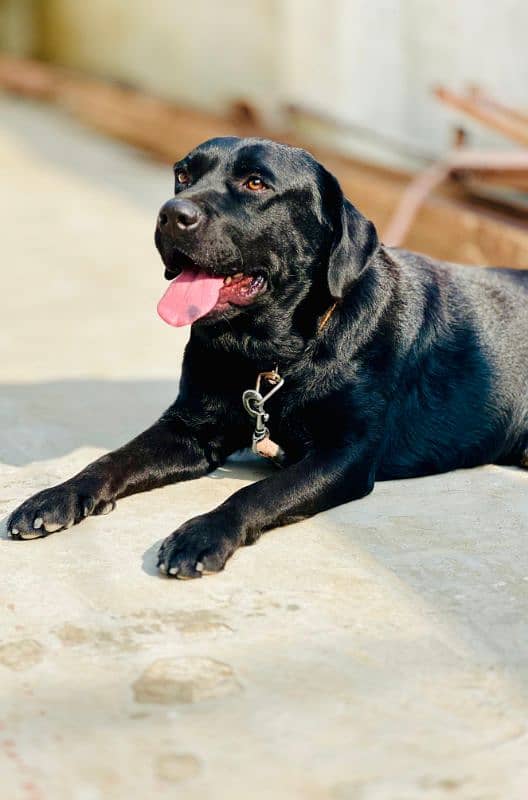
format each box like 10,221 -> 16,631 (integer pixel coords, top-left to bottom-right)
282,0 -> 528,166
0,0 -> 38,54
39,0 -> 528,167
42,0 -> 281,114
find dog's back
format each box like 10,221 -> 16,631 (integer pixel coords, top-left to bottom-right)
377,251 -> 528,479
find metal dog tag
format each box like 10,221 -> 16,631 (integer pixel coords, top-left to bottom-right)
242,370 -> 286,466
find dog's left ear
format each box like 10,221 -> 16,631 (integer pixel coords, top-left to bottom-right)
325,173 -> 379,299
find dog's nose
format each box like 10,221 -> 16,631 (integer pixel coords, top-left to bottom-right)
157,198 -> 202,234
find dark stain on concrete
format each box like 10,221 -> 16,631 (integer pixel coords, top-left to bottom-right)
0,639 -> 43,671
133,656 -> 241,705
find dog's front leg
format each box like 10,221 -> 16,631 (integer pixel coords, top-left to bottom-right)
158,448 -> 376,578
8,416 -> 217,539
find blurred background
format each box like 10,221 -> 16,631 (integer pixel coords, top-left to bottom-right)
2,0 -> 528,161
1,0 -> 528,264
2,6 -> 528,799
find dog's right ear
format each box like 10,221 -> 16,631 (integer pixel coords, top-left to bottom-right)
323,170 -> 379,299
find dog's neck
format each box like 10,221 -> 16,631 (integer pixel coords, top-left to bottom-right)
190,256 -> 389,374
191,279 -> 336,365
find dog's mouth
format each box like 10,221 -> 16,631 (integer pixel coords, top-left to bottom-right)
158,250 -> 267,327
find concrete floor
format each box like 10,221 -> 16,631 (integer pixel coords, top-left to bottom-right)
1,96 -> 528,800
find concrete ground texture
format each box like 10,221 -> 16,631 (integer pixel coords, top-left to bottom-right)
1,96 -> 528,800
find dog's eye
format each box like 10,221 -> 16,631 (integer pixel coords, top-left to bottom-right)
244,176 -> 267,192
175,169 -> 190,186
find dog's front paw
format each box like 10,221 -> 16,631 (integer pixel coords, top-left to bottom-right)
7,480 -> 115,540
157,513 -> 242,579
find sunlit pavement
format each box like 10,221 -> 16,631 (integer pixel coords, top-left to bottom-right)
1,97 -> 528,800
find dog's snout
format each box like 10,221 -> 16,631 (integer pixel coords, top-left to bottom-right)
157,198 -> 203,234
173,199 -> 201,229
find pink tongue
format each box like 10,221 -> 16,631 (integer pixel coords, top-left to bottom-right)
157,269 -> 224,327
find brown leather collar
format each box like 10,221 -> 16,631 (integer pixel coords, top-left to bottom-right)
318,302 -> 338,332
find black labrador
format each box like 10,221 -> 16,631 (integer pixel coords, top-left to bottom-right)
8,137 -> 528,578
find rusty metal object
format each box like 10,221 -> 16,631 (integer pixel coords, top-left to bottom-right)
384,150 -> 528,246
434,86 -> 528,148
384,86 -> 528,247
383,162 -> 451,247
466,86 -> 528,129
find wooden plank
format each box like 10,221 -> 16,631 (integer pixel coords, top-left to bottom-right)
334,160 -> 528,267
1,54 -> 527,268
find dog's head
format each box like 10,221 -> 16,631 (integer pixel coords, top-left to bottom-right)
155,137 -> 379,328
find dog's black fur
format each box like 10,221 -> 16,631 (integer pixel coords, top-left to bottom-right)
8,137 -> 528,577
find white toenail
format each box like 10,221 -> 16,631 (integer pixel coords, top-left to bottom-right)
169,567 -> 179,575
159,563 -> 167,574
33,517 -> 43,529
195,562 -> 204,572
11,528 -> 18,535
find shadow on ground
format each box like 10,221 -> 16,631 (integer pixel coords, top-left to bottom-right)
0,375 -> 278,482
3,377 -> 528,698
0,378 -> 177,466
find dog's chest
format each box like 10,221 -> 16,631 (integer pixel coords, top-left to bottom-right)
259,391 -> 315,460
236,364 -> 344,460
